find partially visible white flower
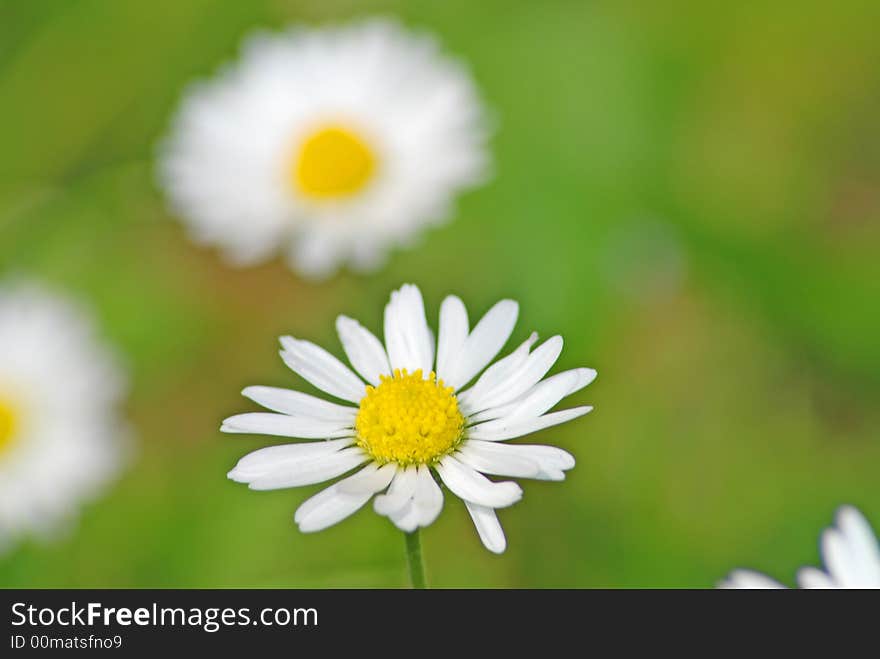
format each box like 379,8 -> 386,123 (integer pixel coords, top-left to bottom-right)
0,282 -> 130,554
796,506 -> 880,588
223,283 -> 595,553
159,19 -> 490,279
718,570 -> 785,590
719,506 -> 880,589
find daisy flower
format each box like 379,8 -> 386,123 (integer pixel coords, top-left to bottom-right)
0,282 -> 130,554
159,19 -> 490,279
720,505 -> 880,589
223,284 -> 595,555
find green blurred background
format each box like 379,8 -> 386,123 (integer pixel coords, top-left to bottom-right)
1,0 -> 879,587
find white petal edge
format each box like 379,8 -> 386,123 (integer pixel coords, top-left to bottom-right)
279,336 -> 367,403
413,465 -> 444,527
456,332 -> 538,410
221,412 -> 353,439
834,505 -> 880,587
336,462 -> 398,495
797,567 -> 836,589
228,438 -> 353,478
460,335 -> 563,414
436,295 -> 469,383
465,501 -> 507,554
821,527 -> 861,588
374,466 -> 419,517
388,500 -> 421,534
446,299 -> 518,391
383,284 -> 434,376
373,466 -> 444,531
457,440 -> 574,481
467,367 -> 596,424
241,386 -> 358,422
435,455 -> 522,508
336,315 -> 391,386
294,463 -> 395,533
229,444 -> 366,491
718,570 -> 786,589
467,406 -> 593,442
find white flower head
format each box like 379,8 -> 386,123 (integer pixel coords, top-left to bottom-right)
159,19 -> 491,279
719,505 -> 880,589
223,284 -> 595,553
0,282 -> 131,554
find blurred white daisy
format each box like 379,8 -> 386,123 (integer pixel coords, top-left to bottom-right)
0,282 -> 130,554
720,505 -> 880,589
159,19 -> 490,279
224,284 -> 595,553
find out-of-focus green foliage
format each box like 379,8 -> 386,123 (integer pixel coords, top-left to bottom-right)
0,0 -> 878,587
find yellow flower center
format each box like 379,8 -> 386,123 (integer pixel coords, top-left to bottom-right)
291,125 -> 377,199
0,397 -> 19,456
355,369 -> 464,466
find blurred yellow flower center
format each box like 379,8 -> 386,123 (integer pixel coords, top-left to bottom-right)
292,125 -> 376,199
356,369 -> 464,466
0,398 -> 19,455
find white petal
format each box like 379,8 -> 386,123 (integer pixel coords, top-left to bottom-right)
241,386 -> 358,421
435,455 -> 522,508
457,440 -> 574,481
718,570 -> 786,589
374,465 -> 419,516
465,501 -> 507,554
228,438 -> 353,478
413,465 -> 444,527
336,315 -> 391,386
436,295 -> 469,383
467,406 -> 593,442
294,464 -> 391,533
336,462 -> 397,495
228,444 -> 366,490
457,443 -> 538,480
456,332 -> 538,409
797,567 -> 836,589
468,368 -> 596,424
821,528 -> 862,588
835,506 -> 880,586
279,336 -> 367,403
372,465 -> 443,531
295,490 -> 372,533
460,336 -> 563,413
389,500 -> 421,533
220,412 -> 353,439
445,299 -> 518,390
383,284 -> 434,375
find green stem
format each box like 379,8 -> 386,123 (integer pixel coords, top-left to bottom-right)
404,530 -> 427,589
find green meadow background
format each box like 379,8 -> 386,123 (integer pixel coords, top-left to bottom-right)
1,0 -> 878,587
